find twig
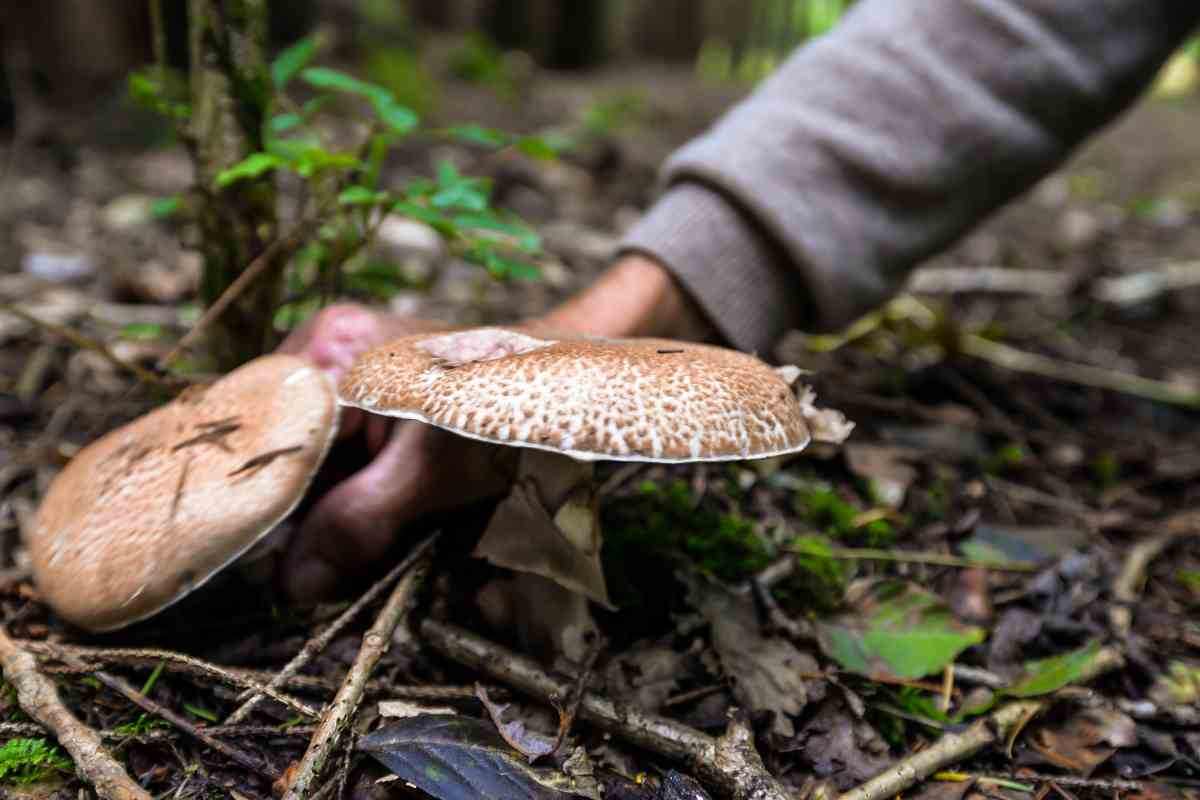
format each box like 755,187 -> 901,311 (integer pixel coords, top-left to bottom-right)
0,628 -> 152,800
421,619 -> 793,800
907,267 -> 1073,298
0,303 -> 177,390
23,641 -> 320,719
225,531 -> 442,724
52,649 -> 281,780
281,551 -> 432,800
157,216 -> 317,369
998,773 -> 1149,792
1110,511 -> 1199,636
959,332 -> 1200,409
837,647 -> 1124,800
839,701 -> 1042,800
814,546 -> 1042,573
0,721 -> 317,742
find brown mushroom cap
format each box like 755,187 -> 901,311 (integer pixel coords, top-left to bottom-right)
30,354 -> 339,632
338,328 -> 822,462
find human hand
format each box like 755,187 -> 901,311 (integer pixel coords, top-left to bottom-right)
275,254 -> 714,602
275,305 -> 512,602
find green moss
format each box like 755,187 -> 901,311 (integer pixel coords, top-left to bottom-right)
0,739 -> 72,785
603,479 -> 771,586
781,534 -> 849,612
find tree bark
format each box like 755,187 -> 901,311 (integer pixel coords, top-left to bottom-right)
188,0 -> 280,368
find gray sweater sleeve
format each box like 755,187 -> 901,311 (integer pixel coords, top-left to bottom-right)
620,0 -> 1199,354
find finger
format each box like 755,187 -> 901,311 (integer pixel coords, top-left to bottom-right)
277,304 -> 387,379
282,426 -> 514,602
282,423 -> 434,602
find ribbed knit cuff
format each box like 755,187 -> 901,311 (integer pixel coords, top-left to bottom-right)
618,182 -> 811,357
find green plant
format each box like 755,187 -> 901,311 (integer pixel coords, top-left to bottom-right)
130,24 -> 549,367
0,738 -> 73,785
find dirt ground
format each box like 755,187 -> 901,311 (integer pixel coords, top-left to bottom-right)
0,53 -> 1198,800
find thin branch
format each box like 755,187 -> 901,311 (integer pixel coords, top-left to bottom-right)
281,550 -> 433,800
837,647 -> 1125,800
157,215 -> 318,370
52,649 -> 280,780
24,641 -> 319,719
225,531 -> 442,725
0,303 -> 177,390
817,546 -> 1042,573
1110,511 -> 1199,636
421,619 -> 793,800
959,332 -> 1200,409
0,628 -> 152,800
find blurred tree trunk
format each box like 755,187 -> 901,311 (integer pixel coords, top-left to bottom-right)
630,0 -> 704,62
483,0 -> 607,69
189,0 -> 280,367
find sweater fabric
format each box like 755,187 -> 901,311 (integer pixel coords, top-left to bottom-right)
619,0 -> 1200,355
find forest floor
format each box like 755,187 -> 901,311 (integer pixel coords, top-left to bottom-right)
0,51 -> 1198,800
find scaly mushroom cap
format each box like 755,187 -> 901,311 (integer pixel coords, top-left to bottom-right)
338,328 -> 824,462
30,354 -> 339,632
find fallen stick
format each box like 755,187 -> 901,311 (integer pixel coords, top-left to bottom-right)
0,628 -> 151,800
421,619 -> 794,800
959,332 -> 1200,409
0,303 -> 177,390
225,531 -> 441,725
24,641 -> 320,720
52,651 -> 281,780
837,647 -> 1124,800
281,552 -> 432,800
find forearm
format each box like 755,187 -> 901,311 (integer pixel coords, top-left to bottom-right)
534,254 -> 718,342
623,0 -> 1200,353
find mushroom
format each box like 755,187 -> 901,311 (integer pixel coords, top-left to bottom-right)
29,354 -> 340,632
338,327 -> 853,652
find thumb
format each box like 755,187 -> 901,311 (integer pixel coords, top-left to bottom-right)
282,422 -> 433,602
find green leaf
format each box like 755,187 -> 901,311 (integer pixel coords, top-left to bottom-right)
150,196 -> 181,219
373,96 -> 418,135
215,152 -> 286,187
302,67 -> 391,104
454,214 -> 541,252
127,69 -> 191,121
514,135 -> 561,160
817,581 -> 986,679
445,123 -> 511,148
183,703 -> 218,722
392,201 -> 458,237
466,242 -> 541,281
268,113 -> 304,134
1005,641 -> 1103,698
272,36 -> 319,88
339,186 -> 389,206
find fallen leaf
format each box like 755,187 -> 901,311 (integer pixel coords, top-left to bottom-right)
690,577 -> 820,737
780,697 -> 892,789
359,714 -> 588,800
475,480 -> 612,608
844,444 -> 918,509
1005,640 -> 1103,697
476,685 -> 558,762
817,581 -> 986,680
1029,706 -> 1136,775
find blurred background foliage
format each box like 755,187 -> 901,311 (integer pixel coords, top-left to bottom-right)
5,0 -> 1199,138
